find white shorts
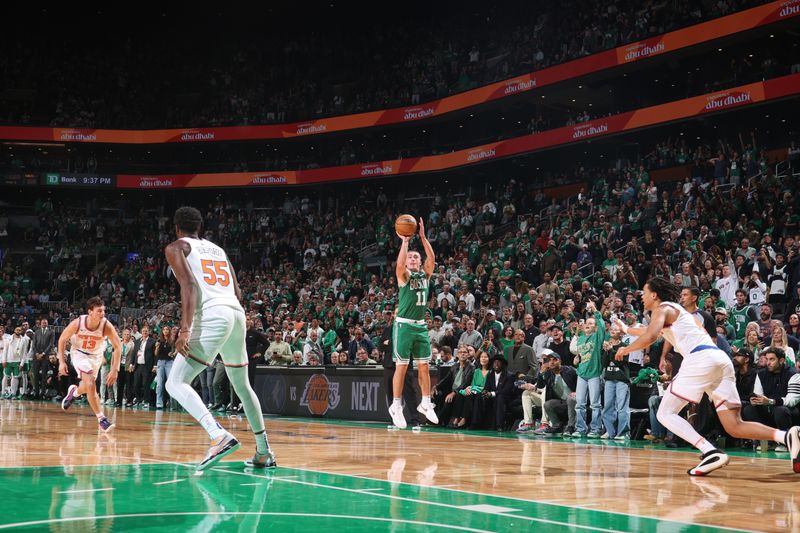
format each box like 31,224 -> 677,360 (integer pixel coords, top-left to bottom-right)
71,349 -> 103,377
185,305 -> 247,368
668,348 -> 741,411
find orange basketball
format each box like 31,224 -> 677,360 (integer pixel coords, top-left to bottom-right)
395,214 -> 418,237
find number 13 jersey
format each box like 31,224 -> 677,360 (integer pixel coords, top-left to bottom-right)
180,237 -> 244,313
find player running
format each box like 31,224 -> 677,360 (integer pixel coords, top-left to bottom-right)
614,277 -> 800,476
58,297 -> 122,432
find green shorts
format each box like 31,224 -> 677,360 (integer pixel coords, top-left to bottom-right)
392,320 -> 431,364
3,362 -> 20,377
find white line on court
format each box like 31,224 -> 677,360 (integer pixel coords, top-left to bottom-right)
153,479 -> 185,486
57,488 -> 114,494
0,512 -> 497,532
262,465 -> 760,533
212,467 -> 622,533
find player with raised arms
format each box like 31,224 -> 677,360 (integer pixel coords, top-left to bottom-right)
164,206 -> 275,471
614,277 -> 800,476
389,217 -> 439,429
58,297 -> 122,433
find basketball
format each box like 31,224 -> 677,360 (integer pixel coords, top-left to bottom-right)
395,214 -> 418,237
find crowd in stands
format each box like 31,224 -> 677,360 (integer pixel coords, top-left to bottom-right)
2,44 -> 793,179
0,0 -> 769,129
1,127 -> 799,449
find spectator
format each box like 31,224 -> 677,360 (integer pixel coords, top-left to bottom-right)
128,325 -> 156,407
449,350 -> 491,429
538,350 -> 578,436
601,322 -> 631,440
435,345 -> 474,427
347,328 -> 374,364
458,319 -> 482,350
154,326 -> 174,410
31,319 -> 54,399
354,347 -> 377,365
266,331 -> 293,366
743,348 -> 800,451
571,300 -> 605,438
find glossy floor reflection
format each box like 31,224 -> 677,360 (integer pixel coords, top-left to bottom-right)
1,401 -> 797,532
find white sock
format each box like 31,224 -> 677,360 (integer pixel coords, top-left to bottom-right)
392,398 -> 402,408
96,412 -> 105,420
421,395 -> 431,406
697,439 -> 716,455
10,377 -> 18,396
254,430 -> 270,455
200,413 -> 227,441
774,430 -> 787,444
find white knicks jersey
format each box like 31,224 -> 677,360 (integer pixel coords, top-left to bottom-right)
659,302 -> 715,357
180,237 -> 244,313
70,315 -> 107,358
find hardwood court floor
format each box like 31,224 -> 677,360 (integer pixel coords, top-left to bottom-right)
1,401 -> 798,532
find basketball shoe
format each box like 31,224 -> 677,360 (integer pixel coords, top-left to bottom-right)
197,433 -> 240,472
687,449 -> 729,476
61,384 -> 79,410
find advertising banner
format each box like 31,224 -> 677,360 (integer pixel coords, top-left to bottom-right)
0,1 -> 796,145
115,74 -> 800,188
254,367 -> 438,422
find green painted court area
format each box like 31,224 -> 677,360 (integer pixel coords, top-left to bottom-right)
0,462 -> 745,532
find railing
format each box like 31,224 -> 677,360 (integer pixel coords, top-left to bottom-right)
577,261 -> 595,278
41,300 -> 69,313
71,287 -> 85,306
358,242 -> 379,259
120,307 -> 150,321
775,159 -> 787,179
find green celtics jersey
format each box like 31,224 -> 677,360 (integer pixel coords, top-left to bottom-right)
398,271 -> 429,321
730,305 -> 751,340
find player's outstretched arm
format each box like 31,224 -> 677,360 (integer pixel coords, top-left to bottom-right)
615,306 -> 668,361
57,319 -> 79,376
165,240 -> 198,355
418,218 -> 435,277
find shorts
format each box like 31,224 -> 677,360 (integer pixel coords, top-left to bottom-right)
3,362 -> 20,377
185,305 -> 247,368
392,320 -> 431,365
71,350 -> 103,377
668,348 -> 740,411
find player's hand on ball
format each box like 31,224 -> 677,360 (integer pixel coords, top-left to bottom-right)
396,232 -> 410,243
